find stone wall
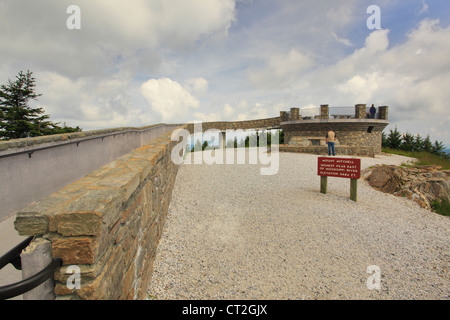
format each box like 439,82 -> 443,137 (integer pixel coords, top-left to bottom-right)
281,120 -> 387,157
184,117 -> 281,133
14,126 -> 184,299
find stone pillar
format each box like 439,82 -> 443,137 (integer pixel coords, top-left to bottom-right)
355,104 -> 366,119
290,108 -> 300,121
378,106 -> 389,120
320,105 -> 329,119
21,238 -> 55,300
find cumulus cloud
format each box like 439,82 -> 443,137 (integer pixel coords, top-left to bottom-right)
184,78 -> 209,95
0,0 -> 236,127
247,48 -> 314,89
1,1 -> 449,146
140,78 -> 200,123
192,100 -> 272,123
35,71 -> 141,129
329,21 -> 450,120
283,19 -> 450,144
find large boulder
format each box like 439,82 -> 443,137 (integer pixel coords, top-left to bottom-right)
364,165 -> 449,211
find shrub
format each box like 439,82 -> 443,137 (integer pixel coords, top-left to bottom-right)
431,198 -> 450,216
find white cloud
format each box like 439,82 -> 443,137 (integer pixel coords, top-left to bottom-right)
1,1 -> 450,147
236,101 -> 269,121
0,0 -> 237,128
184,78 -> 209,95
418,0 -> 429,15
140,78 -> 200,123
281,19 -> 450,145
332,32 -> 353,47
247,48 -> 314,89
35,71 -> 141,129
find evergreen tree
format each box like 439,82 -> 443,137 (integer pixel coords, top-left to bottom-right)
432,140 -> 445,157
382,130 -> 388,148
191,139 -> 202,152
401,131 -> 415,151
413,134 -> 424,152
266,131 -> 272,147
0,70 -> 80,140
387,127 -> 402,149
244,135 -> 250,148
279,129 -> 284,144
423,135 -> 433,153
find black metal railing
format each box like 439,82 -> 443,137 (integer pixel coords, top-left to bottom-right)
0,237 -> 62,300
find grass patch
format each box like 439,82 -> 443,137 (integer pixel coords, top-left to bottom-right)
431,198 -> 450,216
382,148 -> 450,170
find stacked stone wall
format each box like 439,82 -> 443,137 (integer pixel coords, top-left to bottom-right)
282,121 -> 386,156
14,126 -> 184,299
185,117 -> 281,133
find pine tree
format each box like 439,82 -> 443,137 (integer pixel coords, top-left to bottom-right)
401,131 -> 415,151
413,134 -> 424,152
387,127 -> 402,149
432,140 -> 445,157
279,129 -> 284,144
382,130 -> 388,148
423,135 -> 433,153
0,70 -> 80,140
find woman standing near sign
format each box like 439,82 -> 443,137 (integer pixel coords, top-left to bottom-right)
326,128 -> 336,156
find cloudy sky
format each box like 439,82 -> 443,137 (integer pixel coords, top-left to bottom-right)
1,0 -> 449,147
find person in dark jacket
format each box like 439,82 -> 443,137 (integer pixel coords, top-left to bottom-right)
370,104 -> 376,119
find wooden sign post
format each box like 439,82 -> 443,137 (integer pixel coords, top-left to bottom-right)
318,157 -> 361,201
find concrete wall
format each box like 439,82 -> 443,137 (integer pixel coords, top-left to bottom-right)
0,124 -> 180,222
14,126 -> 184,299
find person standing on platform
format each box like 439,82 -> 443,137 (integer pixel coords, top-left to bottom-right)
370,104 -> 376,119
326,128 -> 336,156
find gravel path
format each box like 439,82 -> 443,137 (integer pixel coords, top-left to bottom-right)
147,150 -> 450,300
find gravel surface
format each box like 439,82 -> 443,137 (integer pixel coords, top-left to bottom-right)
147,150 -> 450,300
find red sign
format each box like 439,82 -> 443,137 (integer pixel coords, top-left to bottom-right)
318,157 -> 361,179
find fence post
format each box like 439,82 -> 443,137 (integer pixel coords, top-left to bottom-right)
320,176 -> 328,194
21,238 -> 56,300
350,179 -> 358,202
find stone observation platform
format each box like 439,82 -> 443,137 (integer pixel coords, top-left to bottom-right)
184,104 -> 389,158
279,104 -> 389,157
1,103 -> 389,300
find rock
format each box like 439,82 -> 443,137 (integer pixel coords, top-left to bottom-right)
364,165 -> 450,211
365,165 -> 406,194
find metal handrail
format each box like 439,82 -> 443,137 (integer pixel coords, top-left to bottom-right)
0,237 -> 33,270
0,237 -> 63,300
